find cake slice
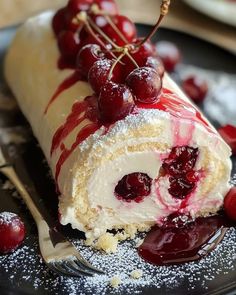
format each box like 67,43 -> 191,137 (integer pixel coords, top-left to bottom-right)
4,1 -> 232,250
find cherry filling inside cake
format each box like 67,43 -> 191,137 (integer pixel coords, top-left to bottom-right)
114,146 -> 199,203
115,173 -> 152,203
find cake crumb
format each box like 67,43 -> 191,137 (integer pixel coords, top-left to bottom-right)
84,238 -> 94,247
110,276 -> 121,288
130,269 -> 143,279
95,233 -> 118,253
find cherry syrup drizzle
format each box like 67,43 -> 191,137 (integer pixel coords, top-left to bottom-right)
138,213 -> 232,266
137,88 -> 212,133
44,71 -> 85,114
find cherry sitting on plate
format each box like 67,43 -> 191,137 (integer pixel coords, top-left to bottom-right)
98,81 -> 135,123
224,187 -> 236,221
156,41 -> 181,72
182,75 -> 208,104
218,125 -> 236,155
126,67 -> 162,104
0,212 -> 26,254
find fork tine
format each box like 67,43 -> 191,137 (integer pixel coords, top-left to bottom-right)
65,260 -> 96,276
49,262 -> 93,277
74,256 -> 105,274
47,263 -> 78,277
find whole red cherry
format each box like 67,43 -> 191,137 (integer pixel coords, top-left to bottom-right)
102,15 -> 137,46
126,67 -> 162,104
156,41 -> 181,72
52,8 -> 67,36
182,75 -> 208,104
0,212 -> 26,254
93,0 -> 118,15
122,39 -> 156,78
98,81 -> 135,123
88,58 -> 122,94
76,44 -> 104,78
224,187 -> 236,221
218,125 -> 236,155
67,0 -> 93,14
57,30 -> 81,60
145,56 -> 165,78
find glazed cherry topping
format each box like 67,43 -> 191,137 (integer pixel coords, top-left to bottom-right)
126,67 -> 162,104
115,173 -> 152,202
132,38 -> 156,64
67,0 -> 93,14
224,187 -> 236,221
57,30 -> 81,60
182,75 -> 208,104
98,81 -> 135,123
145,56 -> 165,78
102,15 -> 137,46
52,8 -> 67,36
156,41 -> 181,72
123,39 -> 156,78
0,212 -> 26,254
162,146 -> 199,199
88,58 -> 122,94
218,125 -> 236,155
76,44 -> 104,77
93,0 -> 118,15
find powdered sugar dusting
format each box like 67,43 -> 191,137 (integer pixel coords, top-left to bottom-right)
0,211 -> 18,225
0,227 -> 236,294
230,174 -> 236,186
79,109 -> 169,152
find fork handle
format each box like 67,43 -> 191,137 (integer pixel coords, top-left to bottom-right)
1,166 -> 45,225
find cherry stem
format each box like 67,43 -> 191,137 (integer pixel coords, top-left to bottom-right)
105,15 -> 129,44
108,51 -> 126,80
87,16 -> 119,49
73,13 -> 117,60
136,0 -> 170,48
90,4 -> 129,45
126,50 -> 139,68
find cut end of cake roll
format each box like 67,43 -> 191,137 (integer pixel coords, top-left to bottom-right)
58,83 -> 232,243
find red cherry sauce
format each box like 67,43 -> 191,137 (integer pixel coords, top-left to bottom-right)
44,71 -> 85,114
138,214 -> 231,266
52,96 -> 110,183
137,88 -> 213,134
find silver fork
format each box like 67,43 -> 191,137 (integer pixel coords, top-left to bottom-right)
0,147 -> 104,277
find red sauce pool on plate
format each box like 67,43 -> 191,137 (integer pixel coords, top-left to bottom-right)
138,214 -> 231,266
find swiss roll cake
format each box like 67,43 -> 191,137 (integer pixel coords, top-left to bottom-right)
5,7 -> 232,249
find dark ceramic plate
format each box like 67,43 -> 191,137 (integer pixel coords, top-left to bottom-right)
0,24 -> 236,295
